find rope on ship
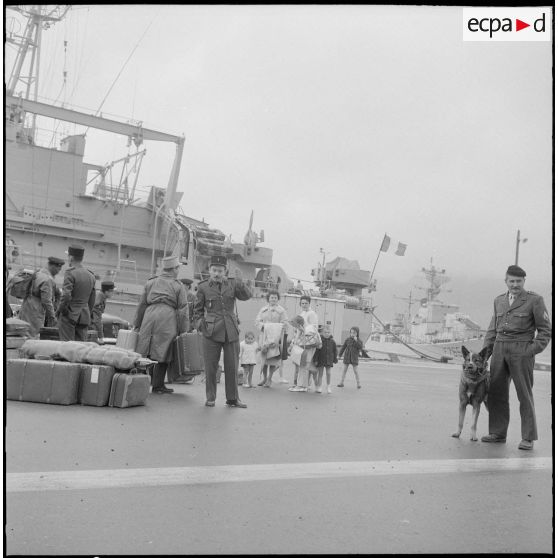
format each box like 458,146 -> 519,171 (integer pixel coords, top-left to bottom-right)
370,311 -> 450,363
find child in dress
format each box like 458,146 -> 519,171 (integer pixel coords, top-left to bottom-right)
259,321 -> 284,387
312,324 -> 338,394
239,331 -> 259,388
338,326 -> 363,389
288,316 -> 322,393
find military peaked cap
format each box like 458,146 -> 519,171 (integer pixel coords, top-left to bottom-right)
506,265 -> 526,277
209,255 -> 227,267
47,256 -> 65,266
162,255 -> 180,269
101,280 -> 115,289
67,244 -> 85,257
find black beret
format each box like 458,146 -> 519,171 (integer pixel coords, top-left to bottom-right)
47,256 -> 65,266
506,265 -> 526,277
180,278 -> 193,285
101,281 -> 115,289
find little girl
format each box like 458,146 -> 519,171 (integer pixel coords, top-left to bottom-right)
312,324 -> 338,394
288,316 -> 322,393
239,331 -> 259,388
258,321 -> 284,387
337,326 -> 363,389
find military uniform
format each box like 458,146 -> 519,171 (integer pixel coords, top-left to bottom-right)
134,256 -> 188,393
91,291 -> 109,340
194,276 -> 252,404
57,264 -> 96,341
483,289 -> 551,442
134,272 -> 188,362
19,267 -> 58,337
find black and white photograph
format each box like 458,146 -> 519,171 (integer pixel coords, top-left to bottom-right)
5,4 -> 553,555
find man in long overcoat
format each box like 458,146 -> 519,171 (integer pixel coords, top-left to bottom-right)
19,256 -> 65,337
57,245 -> 96,341
134,255 -> 188,394
194,255 -> 252,407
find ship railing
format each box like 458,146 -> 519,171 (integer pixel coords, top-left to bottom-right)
115,260 -> 139,285
4,240 -> 41,271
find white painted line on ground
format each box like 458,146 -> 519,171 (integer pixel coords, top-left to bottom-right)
6,457 -> 551,493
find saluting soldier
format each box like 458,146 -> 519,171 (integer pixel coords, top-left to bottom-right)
57,245 -> 96,341
481,265 -> 551,450
134,256 -> 189,394
91,280 -> 116,344
193,255 -> 252,408
19,256 -> 65,337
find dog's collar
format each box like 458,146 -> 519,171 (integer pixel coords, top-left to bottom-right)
462,366 -> 489,384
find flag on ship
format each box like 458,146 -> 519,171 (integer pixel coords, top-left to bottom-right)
380,234 -> 407,256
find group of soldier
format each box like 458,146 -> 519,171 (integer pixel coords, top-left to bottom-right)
18,244 -> 114,342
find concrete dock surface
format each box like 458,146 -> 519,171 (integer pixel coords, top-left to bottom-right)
5,359 -> 553,555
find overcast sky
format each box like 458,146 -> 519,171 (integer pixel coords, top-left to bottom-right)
5,4 -> 553,322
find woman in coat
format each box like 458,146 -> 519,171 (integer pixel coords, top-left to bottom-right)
133,256 -> 188,394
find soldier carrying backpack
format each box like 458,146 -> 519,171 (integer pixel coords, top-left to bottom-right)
17,256 -> 65,337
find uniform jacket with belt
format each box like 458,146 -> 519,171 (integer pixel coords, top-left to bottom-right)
57,264 -> 96,326
194,277 -> 252,343
483,290 -> 551,356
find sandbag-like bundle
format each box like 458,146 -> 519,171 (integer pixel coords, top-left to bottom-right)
19,339 -> 64,360
55,341 -> 98,363
82,345 -> 141,370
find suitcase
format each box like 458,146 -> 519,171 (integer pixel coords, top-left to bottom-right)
168,332 -> 204,383
39,326 -> 59,340
116,329 -> 139,351
79,363 -> 116,406
6,348 -> 21,360
7,358 -> 81,405
6,336 -> 26,349
108,372 -> 151,408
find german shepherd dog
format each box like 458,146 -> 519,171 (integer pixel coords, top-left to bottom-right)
451,346 -> 490,441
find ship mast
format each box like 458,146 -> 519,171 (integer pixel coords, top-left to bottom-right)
420,258 -> 450,302
6,5 -> 71,140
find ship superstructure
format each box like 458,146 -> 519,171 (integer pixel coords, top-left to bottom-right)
5,5 -> 291,323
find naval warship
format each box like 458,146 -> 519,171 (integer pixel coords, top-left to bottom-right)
5,6 -> 486,354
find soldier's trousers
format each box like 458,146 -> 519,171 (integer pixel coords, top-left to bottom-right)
487,340 -> 537,441
58,316 -> 88,342
203,336 -> 240,403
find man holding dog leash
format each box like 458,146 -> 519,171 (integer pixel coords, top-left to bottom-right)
481,265 -> 551,450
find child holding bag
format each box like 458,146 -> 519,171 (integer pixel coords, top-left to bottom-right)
288,316 -> 322,393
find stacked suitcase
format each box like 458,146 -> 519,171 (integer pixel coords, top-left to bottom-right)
6,358 -> 150,408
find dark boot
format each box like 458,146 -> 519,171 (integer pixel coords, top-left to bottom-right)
152,363 -> 173,393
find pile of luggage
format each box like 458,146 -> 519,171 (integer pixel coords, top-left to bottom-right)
6,330 -> 155,409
